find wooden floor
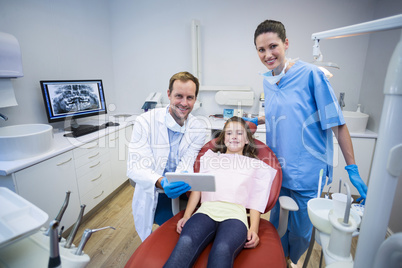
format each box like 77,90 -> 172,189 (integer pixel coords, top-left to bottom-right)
68,182 -> 357,268
68,182 -> 141,268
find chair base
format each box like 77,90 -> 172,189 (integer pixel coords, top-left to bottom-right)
125,211 -> 286,268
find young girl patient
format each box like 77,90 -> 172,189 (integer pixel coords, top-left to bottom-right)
164,116 -> 277,268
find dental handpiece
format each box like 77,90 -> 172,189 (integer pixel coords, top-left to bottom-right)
75,226 -> 116,255
55,191 -> 71,222
343,182 -> 352,225
45,191 -> 71,236
64,204 -> 86,249
48,220 -> 61,268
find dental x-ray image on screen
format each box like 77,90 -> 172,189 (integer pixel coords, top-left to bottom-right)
40,80 -> 107,123
49,83 -> 100,115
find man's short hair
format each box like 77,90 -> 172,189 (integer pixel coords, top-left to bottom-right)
168,71 -> 200,97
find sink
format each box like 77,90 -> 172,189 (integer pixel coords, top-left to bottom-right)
307,198 -> 361,234
342,111 -> 369,133
0,124 -> 54,161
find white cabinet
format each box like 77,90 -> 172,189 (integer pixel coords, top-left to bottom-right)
73,141 -> 112,213
13,151 -> 81,229
254,130 -> 266,144
108,126 -> 132,189
0,125 -> 133,230
323,137 -> 376,195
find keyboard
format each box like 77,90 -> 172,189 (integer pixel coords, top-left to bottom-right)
68,125 -> 106,137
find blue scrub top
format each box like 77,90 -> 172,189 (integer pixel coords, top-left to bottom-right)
263,60 -> 345,191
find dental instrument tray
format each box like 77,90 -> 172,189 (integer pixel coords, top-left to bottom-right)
165,173 -> 216,192
0,187 -> 48,249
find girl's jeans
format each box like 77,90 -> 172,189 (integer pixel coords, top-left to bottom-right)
164,213 -> 247,268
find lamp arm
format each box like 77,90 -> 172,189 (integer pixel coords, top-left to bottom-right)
311,14 -> 402,40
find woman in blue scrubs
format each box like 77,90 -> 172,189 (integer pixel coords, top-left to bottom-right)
245,20 -> 368,267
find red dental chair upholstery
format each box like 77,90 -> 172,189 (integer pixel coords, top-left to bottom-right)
125,122 -> 287,268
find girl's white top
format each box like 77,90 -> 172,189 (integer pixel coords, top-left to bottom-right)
199,149 -> 277,213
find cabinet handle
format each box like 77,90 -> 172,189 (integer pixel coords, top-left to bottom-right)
89,161 -> 101,168
85,142 -> 98,149
91,174 -> 102,182
56,158 -> 73,166
93,190 -> 104,199
88,152 -> 100,159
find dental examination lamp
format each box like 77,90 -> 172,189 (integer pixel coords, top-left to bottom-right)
312,39 -> 340,70
312,39 -> 339,78
311,14 -> 402,268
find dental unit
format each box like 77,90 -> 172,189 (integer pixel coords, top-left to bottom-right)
45,191 -> 71,236
75,226 -> 116,256
48,220 -> 62,268
311,14 -> 402,267
327,183 -> 357,261
64,204 -> 86,249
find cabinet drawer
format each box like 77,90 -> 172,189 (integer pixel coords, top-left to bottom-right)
107,131 -> 119,147
78,163 -> 111,197
81,179 -> 113,212
74,148 -> 103,168
75,153 -> 110,179
73,141 -> 99,159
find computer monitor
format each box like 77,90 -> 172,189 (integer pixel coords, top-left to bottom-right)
40,79 -> 107,129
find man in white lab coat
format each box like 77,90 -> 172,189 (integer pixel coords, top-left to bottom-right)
127,72 -> 206,241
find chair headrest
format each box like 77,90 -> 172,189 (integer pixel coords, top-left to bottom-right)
245,121 -> 257,134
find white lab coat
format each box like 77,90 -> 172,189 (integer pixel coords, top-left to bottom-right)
127,107 -> 206,241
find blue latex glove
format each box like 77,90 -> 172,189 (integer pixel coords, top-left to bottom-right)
345,164 -> 368,204
242,117 -> 258,126
160,177 -> 191,199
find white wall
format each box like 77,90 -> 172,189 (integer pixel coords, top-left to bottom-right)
110,0 -> 377,116
0,0 -> 388,120
0,0 -> 115,128
360,2 -> 402,133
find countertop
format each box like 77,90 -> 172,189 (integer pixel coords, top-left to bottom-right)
0,116 -> 136,176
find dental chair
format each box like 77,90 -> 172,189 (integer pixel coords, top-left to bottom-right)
125,122 -> 298,268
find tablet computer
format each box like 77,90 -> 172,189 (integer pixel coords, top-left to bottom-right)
165,172 -> 216,192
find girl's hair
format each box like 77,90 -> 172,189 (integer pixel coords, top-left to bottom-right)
254,19 -> 287,45
212,116 -> 258,159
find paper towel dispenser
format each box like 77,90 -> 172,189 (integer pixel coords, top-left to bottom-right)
0,32 -> 23,78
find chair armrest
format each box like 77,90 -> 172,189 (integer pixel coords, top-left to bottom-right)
172,198 -> 180,215
279,196 -> 298,211
156,188 -> 180,215
276,196 -> 299,238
